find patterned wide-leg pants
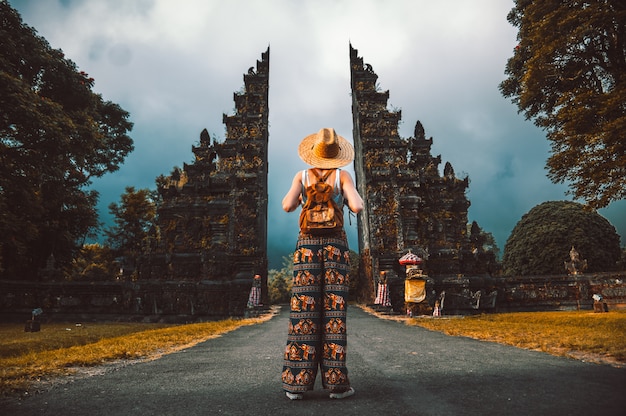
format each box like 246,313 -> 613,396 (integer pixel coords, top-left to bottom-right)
281,231 -> 351,393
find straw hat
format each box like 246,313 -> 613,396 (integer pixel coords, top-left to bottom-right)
298,128 -> 354,169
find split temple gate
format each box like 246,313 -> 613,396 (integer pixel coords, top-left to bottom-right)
131,44 -> 553,316
1,45 -> 624,320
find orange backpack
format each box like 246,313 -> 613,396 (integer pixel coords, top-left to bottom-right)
299,169 -> 344,234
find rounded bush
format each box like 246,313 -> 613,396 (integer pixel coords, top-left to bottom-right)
502,201 -> 621,275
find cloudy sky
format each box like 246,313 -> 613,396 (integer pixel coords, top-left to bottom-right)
9,0 -> 625,268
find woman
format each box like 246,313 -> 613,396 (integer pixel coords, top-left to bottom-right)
281,127 -> 363,400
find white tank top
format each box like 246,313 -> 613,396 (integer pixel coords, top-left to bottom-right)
301,169 -> 344,206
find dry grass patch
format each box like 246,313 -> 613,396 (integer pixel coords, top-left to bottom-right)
0,308 -> 277,396
399,309 -> 626,366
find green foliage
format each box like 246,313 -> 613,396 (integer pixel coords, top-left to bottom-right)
267,255 -> 293,304
0,3 -> 133,279
500,1 -> 626,209
68,243 -> 118,281
502,201 -> 621,275
105,187 -> 156,273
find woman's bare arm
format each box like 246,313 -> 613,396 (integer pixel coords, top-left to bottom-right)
282,171 -> 303,212
340,170 -> 364,214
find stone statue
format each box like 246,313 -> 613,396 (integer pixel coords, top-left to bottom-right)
564,246 -> 587,275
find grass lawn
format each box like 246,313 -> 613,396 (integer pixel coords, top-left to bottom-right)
0,309 -> 276,396
367,307 -> 626,366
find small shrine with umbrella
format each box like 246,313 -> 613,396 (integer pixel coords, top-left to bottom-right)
400,250 -> 435,316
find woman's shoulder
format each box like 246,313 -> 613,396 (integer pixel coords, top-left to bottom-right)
338,169 -> 354,180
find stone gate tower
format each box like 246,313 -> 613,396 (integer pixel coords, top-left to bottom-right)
349,44 -> 471,287
138,48 -> 270,313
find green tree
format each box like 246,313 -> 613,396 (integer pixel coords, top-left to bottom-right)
105,187 -> 155,277
0,3 -> 133,279
268,255 -> 293,304
502,201 -> 621,275
69,243 -> 118,281
500,1 -> 626,209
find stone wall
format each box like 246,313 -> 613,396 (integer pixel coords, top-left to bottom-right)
380,272 -> 626,315
0,279 -> 252,322
496,272 -> 626,312
2,272 -> 623,321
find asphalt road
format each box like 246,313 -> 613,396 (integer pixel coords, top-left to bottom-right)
2,306 -> 625,416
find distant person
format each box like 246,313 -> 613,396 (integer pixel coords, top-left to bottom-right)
281,128 -> 363,400
247,274 -> 262,308
433,300 -> 441,317
374,271 -> 392,308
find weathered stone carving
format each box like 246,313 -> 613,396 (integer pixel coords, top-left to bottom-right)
564,246 -> 588,275
136,48 -> 270,314
349,44 -> 472,292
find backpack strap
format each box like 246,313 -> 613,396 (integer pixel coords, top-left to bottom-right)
301,169 -> 308,188
310,168 -> 335,183
302,169 -> 339,205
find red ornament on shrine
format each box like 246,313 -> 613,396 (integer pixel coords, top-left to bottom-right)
399,250 -> 422,265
